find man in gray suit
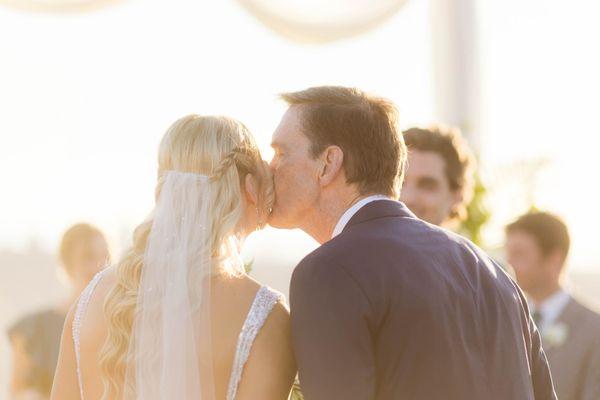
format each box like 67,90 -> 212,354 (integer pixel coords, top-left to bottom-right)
506,212 -> 600,400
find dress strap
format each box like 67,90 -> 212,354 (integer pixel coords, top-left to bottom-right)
226,286 -> 284,400
72,268 -> 109,400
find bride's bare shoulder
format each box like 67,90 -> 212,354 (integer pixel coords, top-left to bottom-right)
96,266 -> 118,294
234,276 -> 296,399
83,266 -> 119,327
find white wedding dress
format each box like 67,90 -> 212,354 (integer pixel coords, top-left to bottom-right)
72,269 -> 284,400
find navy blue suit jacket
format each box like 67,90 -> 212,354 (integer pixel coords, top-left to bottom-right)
290,200 -> 556,400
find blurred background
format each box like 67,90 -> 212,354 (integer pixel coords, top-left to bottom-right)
1,0 -> 599,397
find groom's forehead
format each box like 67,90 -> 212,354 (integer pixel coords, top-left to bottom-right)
272,108 -> 312,152
271,128 -> 307,150
272,119 -> 301,146
270,127 -> 286,147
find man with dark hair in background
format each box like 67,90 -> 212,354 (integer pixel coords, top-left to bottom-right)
401,125 -> 474,228
506,212 -> 600,400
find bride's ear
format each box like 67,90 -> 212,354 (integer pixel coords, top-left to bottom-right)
243,174 -> 259,206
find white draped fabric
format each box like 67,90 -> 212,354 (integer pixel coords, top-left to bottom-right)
0,0 -> 123,12
430,0 -> 481,149
236,0 -> 410,43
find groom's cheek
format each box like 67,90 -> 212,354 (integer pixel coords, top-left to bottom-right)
275,164 -> 291,194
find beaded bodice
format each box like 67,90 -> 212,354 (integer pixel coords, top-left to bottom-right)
226,286 -> 283,400
72,269 -> 109,400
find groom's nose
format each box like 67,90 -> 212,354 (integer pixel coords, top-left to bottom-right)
268,157 -> 277,171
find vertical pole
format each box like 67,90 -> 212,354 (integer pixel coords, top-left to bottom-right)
430,0 -> 481,151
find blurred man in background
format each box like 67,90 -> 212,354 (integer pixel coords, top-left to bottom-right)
506,212 -> 600,400
401,125 -> 474,228
7,223 -> 110,400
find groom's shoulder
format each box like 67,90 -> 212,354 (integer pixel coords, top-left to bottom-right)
291,238 -> 352,284
290,227 -> 385,289
294,240 -> 338,271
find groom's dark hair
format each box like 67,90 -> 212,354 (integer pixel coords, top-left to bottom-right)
280,86 -> 406,198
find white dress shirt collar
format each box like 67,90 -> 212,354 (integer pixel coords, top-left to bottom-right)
530,289 -> 571,330
331,195 -> 391,239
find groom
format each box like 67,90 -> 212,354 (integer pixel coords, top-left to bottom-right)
268,86 -> 557,399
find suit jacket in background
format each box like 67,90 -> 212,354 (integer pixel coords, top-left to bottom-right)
544,298 -> 600,400
290,200 -> 557,400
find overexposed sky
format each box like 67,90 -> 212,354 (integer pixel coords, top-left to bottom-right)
478,0 -> 600,270
0,0 -> 599,272
0,0 -> 433,251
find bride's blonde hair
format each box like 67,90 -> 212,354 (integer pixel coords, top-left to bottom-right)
99,115 -> 272,399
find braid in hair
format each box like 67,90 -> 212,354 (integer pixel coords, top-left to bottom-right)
210,148 -> 240,182
210,146 -> 259,182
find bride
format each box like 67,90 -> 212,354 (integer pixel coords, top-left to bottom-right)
50,115 -> 297,399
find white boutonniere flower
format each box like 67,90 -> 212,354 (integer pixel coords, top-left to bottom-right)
542,323 -> 569,348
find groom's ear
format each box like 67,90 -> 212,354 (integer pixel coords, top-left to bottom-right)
318,145 -> 344,187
